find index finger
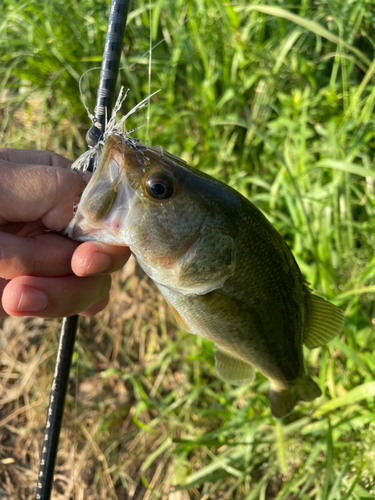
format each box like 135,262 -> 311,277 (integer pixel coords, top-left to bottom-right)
0,148 -> 72,169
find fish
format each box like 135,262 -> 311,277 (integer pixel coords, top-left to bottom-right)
65,130 -> 344,418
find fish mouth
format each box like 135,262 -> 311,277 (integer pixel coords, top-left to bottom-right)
65,135 -> 142,244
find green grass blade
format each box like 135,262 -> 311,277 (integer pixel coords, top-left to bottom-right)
314,382 -> 375,417
235,5 -> 372,67
327,459 -> 351,500
275,420 -> 288,475
315,159 -> 375,180
322,420 -> 333,500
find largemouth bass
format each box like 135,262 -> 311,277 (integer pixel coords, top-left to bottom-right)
66,131 -> 344,418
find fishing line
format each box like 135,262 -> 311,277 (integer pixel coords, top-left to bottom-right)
78,4 -> 197,131
69,7 -> 157,493
128,4 -> 197,70
146,0 -> 152,141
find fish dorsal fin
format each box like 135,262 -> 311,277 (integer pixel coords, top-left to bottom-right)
215,349 -> 255,385
304,294 -> 344,349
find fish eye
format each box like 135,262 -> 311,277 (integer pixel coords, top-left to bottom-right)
146,172 -> 174,200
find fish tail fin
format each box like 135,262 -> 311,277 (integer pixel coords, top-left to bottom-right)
296,376 -> 322,402
269,376 -> 321,419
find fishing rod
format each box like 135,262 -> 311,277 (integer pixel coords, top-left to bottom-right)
35,1 -> 131,498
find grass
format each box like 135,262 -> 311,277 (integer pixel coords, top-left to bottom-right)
1,0 -> 375,498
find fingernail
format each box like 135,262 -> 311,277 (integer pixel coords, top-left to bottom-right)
85,252 -> 112,275
17,286 -> 48,312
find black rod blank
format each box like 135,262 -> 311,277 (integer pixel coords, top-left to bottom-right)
35,1 -> 131,498
35,316 -> 79,500
87,0 -> 131,146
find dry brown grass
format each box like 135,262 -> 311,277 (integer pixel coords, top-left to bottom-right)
0,258 -> 198,499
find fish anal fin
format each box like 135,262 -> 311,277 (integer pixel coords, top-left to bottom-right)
269,388 -> 298,419
167,301 -> 193,333
215,349 -> 255,385
270,376 -> 321,418
304,294 -> 344,349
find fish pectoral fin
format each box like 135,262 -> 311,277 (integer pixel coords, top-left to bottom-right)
304,294 -> 344,349
214,349 -> 255,385
269,376 -> 321,419
178,227 -> 236,294
166,301 -> 193,333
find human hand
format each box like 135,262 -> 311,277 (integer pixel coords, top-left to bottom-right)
0,148 -> 130,318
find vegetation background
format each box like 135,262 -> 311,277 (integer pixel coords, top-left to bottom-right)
1,0 -> 375,498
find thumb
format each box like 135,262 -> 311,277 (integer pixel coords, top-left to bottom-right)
0,161 -> 86,230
